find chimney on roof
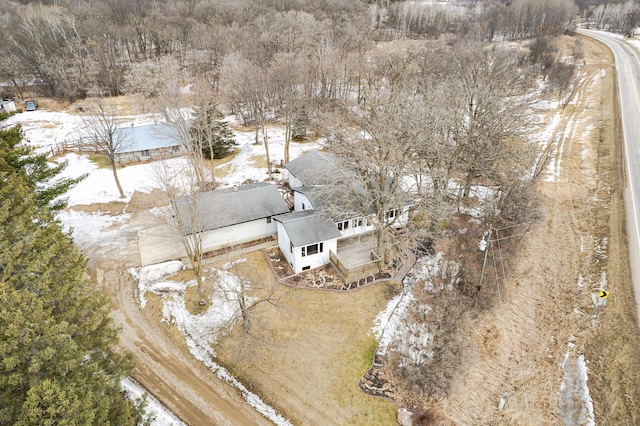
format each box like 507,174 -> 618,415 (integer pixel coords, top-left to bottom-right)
233,185 -> 238,192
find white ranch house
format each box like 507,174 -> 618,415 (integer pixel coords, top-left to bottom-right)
138,150 -> 413,282
276,150 -> 413,276
137,182 -> 288,266
174,181 -> 289,247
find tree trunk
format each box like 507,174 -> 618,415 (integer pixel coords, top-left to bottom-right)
263,127 -> 272,180
111,161 -> 125,198
284,121 -> 291,164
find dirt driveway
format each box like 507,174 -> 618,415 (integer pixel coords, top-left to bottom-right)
82,199 -> 270,426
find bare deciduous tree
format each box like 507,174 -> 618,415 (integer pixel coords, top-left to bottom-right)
218,257 -> 282,333
424,42 -> 535,209
151,159 -> 208,290
81,102 -> 132,198
328,82 -> 423,266
220,52 -> 274,179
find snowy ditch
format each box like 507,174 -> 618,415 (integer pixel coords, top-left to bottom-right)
371,253 -> 457,366
129,260 -> 292,426
558,341 -> 595,426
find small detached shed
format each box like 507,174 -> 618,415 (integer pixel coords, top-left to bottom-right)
115,124 -> 184,163
273,210 -> 342,274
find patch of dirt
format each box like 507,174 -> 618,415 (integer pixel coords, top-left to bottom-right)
435,35 -> 640,424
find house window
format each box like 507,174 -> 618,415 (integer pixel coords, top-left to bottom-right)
302,265 -> 311,271
290,241 -> 293,253
356,217 -> 363,227
337,220 -> 350,231
302,202 -> 306,210
385,209 -> 398,221
301,242 -> 323,257
267,216 -> 272,224
169,145 -> 180,154
141,149 -> 150,158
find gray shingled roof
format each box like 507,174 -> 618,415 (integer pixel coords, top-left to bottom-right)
273,210 -> 342,247
174,182 -> 289,233
284,150 -> 353,186
115,124 -> 181,154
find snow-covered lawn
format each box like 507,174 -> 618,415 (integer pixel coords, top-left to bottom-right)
4,108 -> 320,207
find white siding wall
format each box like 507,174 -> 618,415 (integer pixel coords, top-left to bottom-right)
336,215 -> 376,238
291,239 -> 337,273
293,192 -> 314,212
288,172 -> 302,188
200,218 -> 277,253
394,207 -> 411,228
276,221 -> 338,273
276,222 -> 295,268
335,207 -> 410,238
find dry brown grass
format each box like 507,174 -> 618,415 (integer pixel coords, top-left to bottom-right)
214,250 -> 399,425
417,35 -> 640,424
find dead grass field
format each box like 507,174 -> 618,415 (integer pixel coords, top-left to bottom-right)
431,35 -> 640,424
214,250 -> 399,425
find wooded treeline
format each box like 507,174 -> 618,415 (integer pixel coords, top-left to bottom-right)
0,0 -> 589,103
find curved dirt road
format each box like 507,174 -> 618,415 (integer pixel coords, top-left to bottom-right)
85,211 -> 270,426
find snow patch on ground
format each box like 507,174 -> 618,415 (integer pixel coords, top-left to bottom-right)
372,253 -> 457,359
58,210 -> 132,251
372,292 -> 413,356
121,377 -> 186,426
128,263 -> 291,425
559,344 -> 595,426
129,261 -> 185,308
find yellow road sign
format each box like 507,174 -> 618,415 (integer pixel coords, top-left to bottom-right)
598,290 -> 609,299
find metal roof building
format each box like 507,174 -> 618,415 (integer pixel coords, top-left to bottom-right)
115,124 -> 180,154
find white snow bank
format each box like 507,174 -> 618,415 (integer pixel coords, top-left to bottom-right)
559,344 -> 595,426
121,377 -> 186,426
129,261 -> 185,308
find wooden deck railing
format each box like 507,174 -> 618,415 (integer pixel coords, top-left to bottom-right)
330,250 -> 381,285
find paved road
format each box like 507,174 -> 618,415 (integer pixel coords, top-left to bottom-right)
579,29 -> 640,321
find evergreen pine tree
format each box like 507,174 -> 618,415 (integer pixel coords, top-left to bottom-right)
291,107 -> 310,141
0,177 -> 144,424
190,104 -> 236,160
0,125 -> 84,212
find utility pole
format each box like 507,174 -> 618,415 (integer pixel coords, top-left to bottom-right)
475,228 -> 491,306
